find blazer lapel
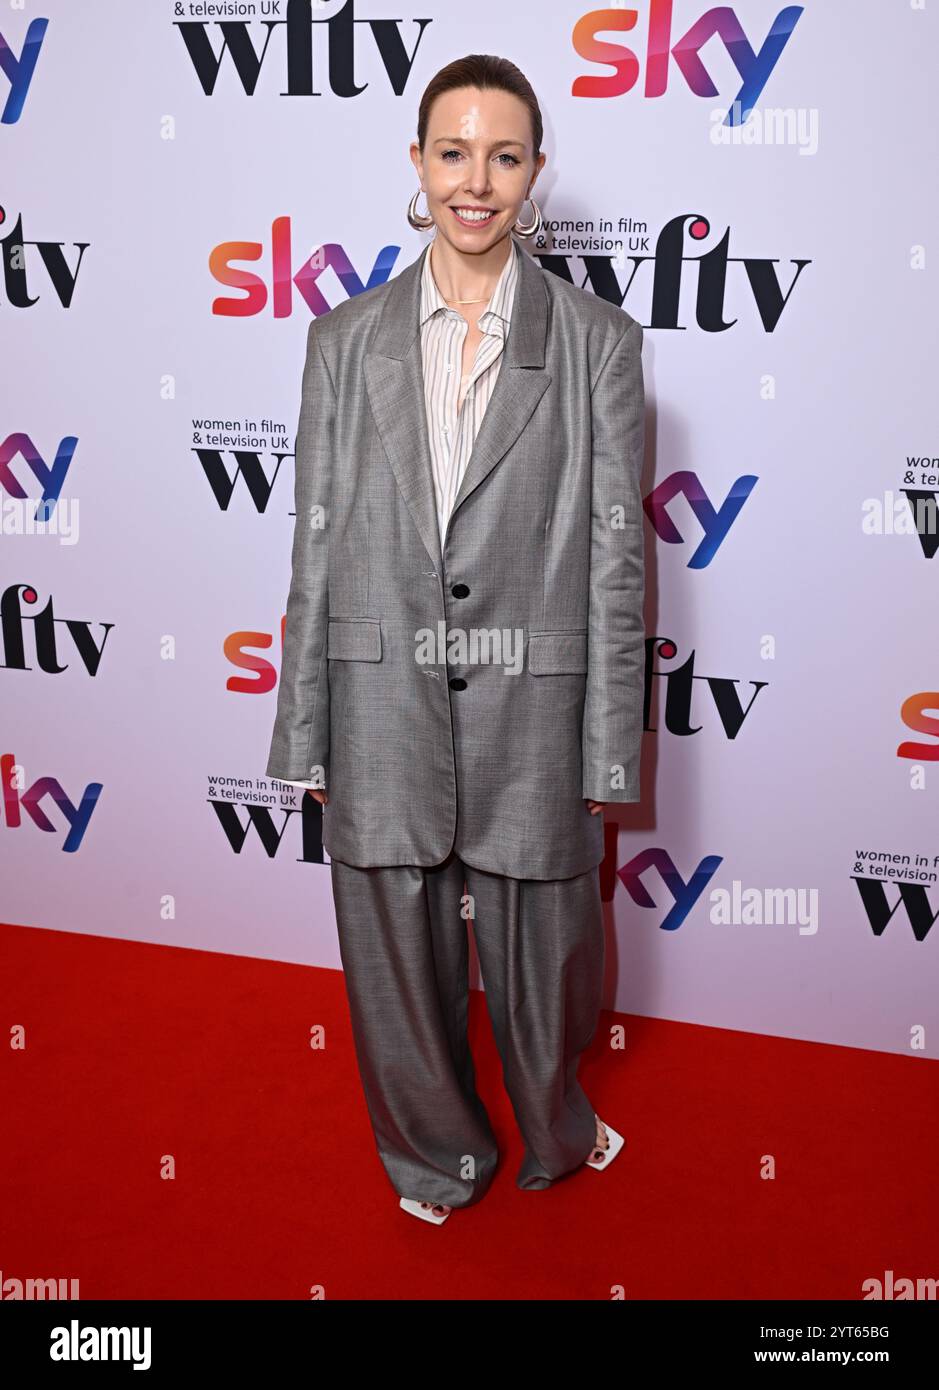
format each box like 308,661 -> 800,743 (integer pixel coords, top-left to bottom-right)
364,240 -> 551,568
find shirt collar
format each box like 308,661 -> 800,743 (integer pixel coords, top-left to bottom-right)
419,237 -> 519,333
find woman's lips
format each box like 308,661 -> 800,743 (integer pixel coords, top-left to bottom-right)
450,207 -> 497,228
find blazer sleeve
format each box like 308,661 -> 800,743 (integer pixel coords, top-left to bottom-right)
582,317 -> 646,802
265,319 -> 336,788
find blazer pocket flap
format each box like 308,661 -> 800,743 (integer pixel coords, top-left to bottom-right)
528,630 -> 588,675
327,618 -> 382,661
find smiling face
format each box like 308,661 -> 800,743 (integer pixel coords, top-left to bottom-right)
410,85 -> 545,253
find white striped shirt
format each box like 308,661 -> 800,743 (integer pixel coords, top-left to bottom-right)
418,236 -> 520,547
280,238 -> 519,792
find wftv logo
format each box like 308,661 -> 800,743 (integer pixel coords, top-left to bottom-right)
210,780 -> 327,865
176,0 -> 431,98
211,215 -> 810,329
852,876 -> 939,943
572,2 -> 802,124
0,583 -> 114,677
0,204 -> 89,309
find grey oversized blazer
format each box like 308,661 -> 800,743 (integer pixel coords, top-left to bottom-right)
266,239 -> 646,879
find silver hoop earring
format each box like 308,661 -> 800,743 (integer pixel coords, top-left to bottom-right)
407,188 -> 435,231
513,197 -> 543,239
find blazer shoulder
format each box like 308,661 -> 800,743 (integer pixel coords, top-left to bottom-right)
300,276 -> 397,391
306,275 -> 391,347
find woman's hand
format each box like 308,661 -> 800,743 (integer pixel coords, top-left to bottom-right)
585,799 -> 605,816
306,789 -> 328,805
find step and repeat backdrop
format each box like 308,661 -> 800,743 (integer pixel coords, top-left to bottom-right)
2,1 -> 936,1058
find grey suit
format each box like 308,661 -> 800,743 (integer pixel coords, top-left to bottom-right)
266,240 -> 646,880
266,239 -> 646,1205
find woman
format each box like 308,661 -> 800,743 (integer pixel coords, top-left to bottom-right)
267,54 -> 646,1224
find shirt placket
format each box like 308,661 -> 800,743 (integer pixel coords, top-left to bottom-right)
436,302 -> 505,542
438,313 -> 471,528
455,316 -> 495,436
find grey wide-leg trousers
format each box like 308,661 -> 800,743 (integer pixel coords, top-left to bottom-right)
329,848 -> 605,1209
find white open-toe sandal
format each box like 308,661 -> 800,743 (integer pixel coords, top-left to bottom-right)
400,1197 -> 452,1224
584,1120 -> 625,1171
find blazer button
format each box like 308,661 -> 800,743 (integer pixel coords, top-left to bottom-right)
448,677 -> 467,691
451,583 -> 470,598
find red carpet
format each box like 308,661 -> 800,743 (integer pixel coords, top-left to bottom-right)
1,922 -> 936,1300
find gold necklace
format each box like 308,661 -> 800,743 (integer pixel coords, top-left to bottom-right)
432,246 -> 496,305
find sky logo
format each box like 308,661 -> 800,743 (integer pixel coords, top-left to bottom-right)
1,753 -> 102,854
1,432 -> 78,522
0,17 -> 48,124
211,228 -> 397,317
572,2 -> 803,124
618,846 -> 724,931
644,471 -> 758,568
